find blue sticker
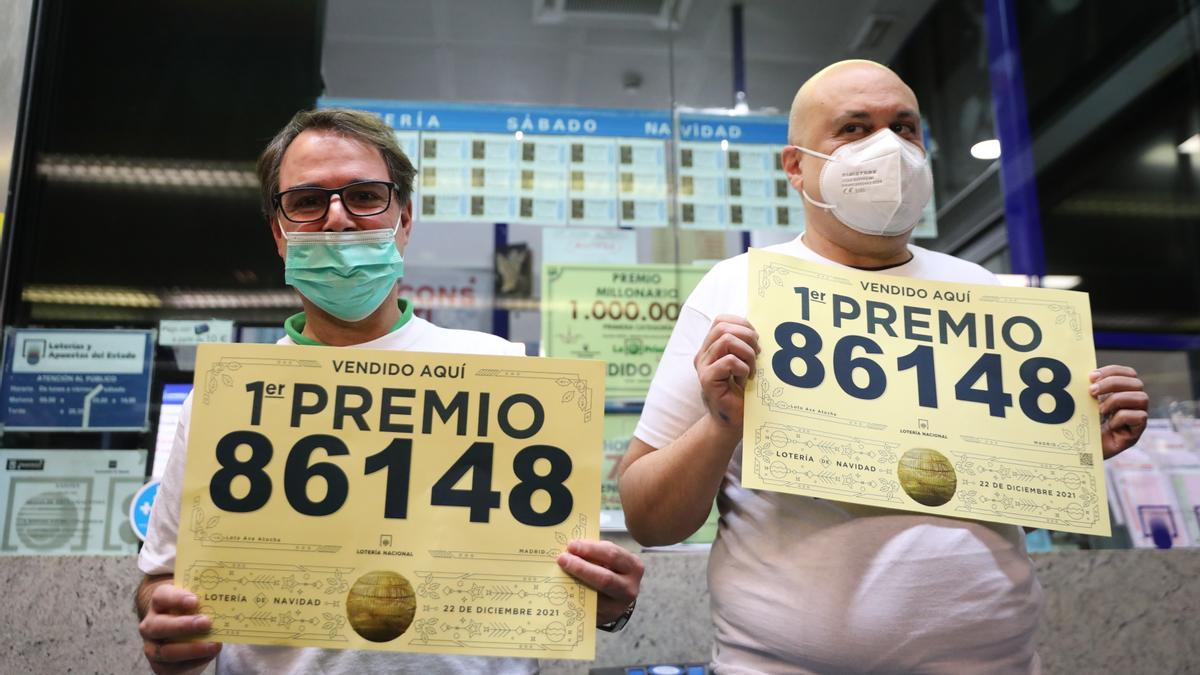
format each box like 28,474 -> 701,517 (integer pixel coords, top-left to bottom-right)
129,481 -> 160,542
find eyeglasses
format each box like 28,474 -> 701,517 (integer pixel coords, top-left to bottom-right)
273,180 -> 398,224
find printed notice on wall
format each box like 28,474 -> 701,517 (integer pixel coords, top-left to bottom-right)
1,329 -> 154,431
0,449 -> 147,555
159,320 -> 235,346
599,413 -> 639,531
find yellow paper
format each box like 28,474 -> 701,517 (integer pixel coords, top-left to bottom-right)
744,249 -> 1109,535
177,343 -> 603,659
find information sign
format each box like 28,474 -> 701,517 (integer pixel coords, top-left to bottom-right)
1,329 -> 154,431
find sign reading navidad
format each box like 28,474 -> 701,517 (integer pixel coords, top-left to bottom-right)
744,249 -> 1109,536
176,343 -> 604,659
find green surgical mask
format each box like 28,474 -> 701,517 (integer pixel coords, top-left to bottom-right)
282,222 -> 405,322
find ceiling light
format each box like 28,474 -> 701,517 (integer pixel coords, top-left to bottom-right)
996,274 -> 1031,287
970,139 -> 1001,160
1178,133 -> 1200,154
1043,275 -> 1083,290
22,285 -> 162,308
1142,143 -> 1178,168
994,274 -> 1082,289
37,155 -> 257,190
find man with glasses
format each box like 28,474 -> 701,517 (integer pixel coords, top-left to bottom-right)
134,108 -> 642,675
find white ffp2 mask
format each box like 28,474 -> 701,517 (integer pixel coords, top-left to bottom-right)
793,129 -> 933,237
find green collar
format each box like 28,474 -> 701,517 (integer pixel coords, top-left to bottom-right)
284,298 -> 413,346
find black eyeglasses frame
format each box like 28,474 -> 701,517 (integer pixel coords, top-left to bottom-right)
272,180 -> 400,224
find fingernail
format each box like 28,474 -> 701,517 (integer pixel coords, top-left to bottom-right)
1089,384 -> 1098,395
183,594 -> 198,607
1090,370 -> 1100,380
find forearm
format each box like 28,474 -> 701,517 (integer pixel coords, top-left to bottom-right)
136,574 -> 174,619
619,414 -> 740,546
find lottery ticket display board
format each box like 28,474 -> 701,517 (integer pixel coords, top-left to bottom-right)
320,99 -> 671,228
675,112 -> 804,231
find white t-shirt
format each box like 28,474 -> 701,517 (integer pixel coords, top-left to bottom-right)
139,315 -> 537,675
635,237 -> 1044,675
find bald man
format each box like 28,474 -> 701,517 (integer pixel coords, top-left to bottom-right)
618,60 -> 1148,673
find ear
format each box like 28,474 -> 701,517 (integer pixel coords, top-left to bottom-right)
781,145 -> 804,193
395,200 -> 414,254
270,215 -> 287,260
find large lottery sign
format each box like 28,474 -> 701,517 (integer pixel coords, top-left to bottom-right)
744,248 -> 1109,535
542,263 -> 707,400
176,343 -> 604,659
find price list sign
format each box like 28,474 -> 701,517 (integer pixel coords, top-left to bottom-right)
743,249 -> 1110,535
176,343 -> 604,659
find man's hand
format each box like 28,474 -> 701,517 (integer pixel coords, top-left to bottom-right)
556,539 -> 643,625
694,315 -> 760,432
138,579 -> 222,675
1090,365 -> 1149,459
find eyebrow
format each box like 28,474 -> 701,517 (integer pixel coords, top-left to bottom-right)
832,109 -> 920,126
282,178 -> 381,191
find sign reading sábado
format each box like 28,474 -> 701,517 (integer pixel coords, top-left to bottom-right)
744,249 -> 1109,536
177,343 -> 604,659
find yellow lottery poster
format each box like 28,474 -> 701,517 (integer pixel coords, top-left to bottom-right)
176,343 -> 604,659
744,248 -> 1110,536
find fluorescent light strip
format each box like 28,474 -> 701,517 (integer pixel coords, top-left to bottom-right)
995,274 -> 1083,289
37,155 -> 257,189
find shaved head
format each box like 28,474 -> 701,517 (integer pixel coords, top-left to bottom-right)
787,60 -> 918,146
777,59 -> 925,265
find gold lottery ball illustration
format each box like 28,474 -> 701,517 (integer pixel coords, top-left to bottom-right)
346,570 -> 416,642
897,448 -> 957,507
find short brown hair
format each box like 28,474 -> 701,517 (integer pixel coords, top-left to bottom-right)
256,108 -> 416,220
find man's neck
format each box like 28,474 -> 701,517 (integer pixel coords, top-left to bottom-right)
802,226 -> 912,269
299,291 -> 402,346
